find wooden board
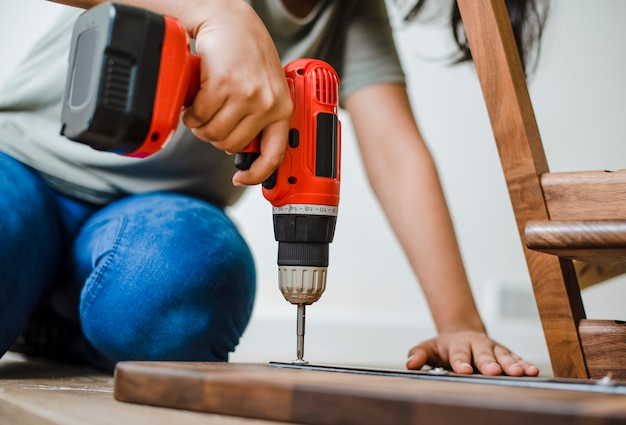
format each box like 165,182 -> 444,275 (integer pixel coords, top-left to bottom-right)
113,362 -> 626,425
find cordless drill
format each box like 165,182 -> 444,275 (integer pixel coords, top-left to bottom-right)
60,2 -> 341,363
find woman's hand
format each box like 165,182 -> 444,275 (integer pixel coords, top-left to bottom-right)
406,330 -> 540,376
53,0 -> 293,186
182,0 -> 292,186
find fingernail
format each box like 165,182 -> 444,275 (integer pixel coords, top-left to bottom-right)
461,362 -> 473,370
405,355 -> 416,368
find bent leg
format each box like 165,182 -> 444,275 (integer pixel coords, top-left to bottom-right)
0,153 -> 64,356
68,193 -> 256,369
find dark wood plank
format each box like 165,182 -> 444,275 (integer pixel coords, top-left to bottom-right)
525,220 -> 626,272
542,171 -> 626,220
456,0 -> 588,378
526,221 -> 626,249
113,362 -> 626,425
580,320 -> 626,380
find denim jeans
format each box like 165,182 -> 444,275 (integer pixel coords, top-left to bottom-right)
0,152 -> 255,370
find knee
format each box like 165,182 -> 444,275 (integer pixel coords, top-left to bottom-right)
78,194 -> 256,364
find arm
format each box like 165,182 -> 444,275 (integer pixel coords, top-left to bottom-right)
49,0 -> 292,186
344,83 -> 539,377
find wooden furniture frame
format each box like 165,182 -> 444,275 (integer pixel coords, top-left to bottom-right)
456,0 -> 626,379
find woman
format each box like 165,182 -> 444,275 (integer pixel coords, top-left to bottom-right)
1,0 -> 546,375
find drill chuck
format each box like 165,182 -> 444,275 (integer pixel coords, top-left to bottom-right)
273,204 -> 337,305
277,241 -> 328,304
279,263 -> 327,304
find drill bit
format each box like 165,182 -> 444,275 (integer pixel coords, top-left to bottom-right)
294,304 -> 308,364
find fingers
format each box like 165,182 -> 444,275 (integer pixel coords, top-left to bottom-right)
182,73 -> 293,186
179,9 -> 293,186
405,346 -> 430,370
232,120 -> 289,186
448,350 -> 477,375
406,331 -> 540,377
472,344 -> 540,377
406,340 -> 473,374
466,339 -> 503,376
465,343 -> 540,377
183,87 -> 292,186
493,346 -> 539,377
183,73 -> 289,149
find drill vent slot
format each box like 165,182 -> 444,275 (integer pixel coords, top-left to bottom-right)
102,56 -> 132,112
313,67 -> 338,105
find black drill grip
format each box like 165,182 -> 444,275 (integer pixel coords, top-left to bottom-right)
234,152 -> 259,171
233,149 -> 276,190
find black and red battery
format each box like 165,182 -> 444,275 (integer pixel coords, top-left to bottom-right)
61,2 -> 341,362
61,2 -> 199,157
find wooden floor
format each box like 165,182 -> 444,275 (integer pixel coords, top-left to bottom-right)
2,353 -> 626,425
0,353 -> 288,425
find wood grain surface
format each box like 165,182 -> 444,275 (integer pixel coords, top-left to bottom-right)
113,361 -> 626,425
541,170 -> 626,221
0,354 -> 286,425
580,320 -> 626,380
525,220 -> 626,273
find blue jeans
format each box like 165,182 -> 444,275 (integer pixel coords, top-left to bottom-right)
0,152 -> 255,371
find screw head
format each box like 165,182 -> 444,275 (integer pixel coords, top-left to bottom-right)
428,367 -> 449,376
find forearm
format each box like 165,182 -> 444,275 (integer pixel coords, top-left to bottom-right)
376,141 -> 484,333
345,84 -> 485,334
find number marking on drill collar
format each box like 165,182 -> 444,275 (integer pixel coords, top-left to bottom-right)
273,204 -> 338,216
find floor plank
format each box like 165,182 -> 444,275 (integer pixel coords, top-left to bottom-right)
0,353 -> 288,425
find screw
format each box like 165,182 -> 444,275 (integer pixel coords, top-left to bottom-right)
428,367 -> 449,376
597,372 -> 617,386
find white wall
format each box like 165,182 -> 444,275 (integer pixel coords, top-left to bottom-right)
2,1 -> 625,371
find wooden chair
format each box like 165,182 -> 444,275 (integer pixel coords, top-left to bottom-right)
456,0 -> 626,380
